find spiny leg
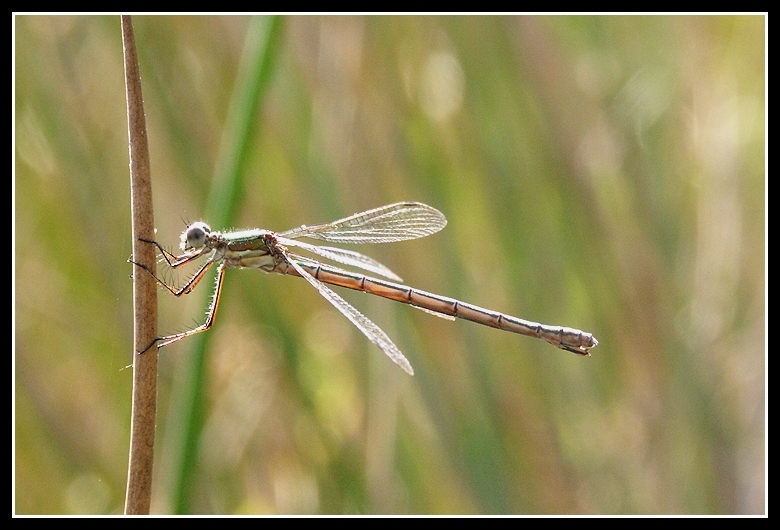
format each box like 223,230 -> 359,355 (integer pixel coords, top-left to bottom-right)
131,237 -> 214,296
130,238 -> 221,353
130,256 -> 215,297
154,263 -> 227,349
138,237 -> 202,268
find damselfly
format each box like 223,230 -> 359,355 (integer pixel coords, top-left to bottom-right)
132,202 -> 597,375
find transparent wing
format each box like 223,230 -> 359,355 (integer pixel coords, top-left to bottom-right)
276,236 -> 403,281
286,256 -> 414,375
279,202 -> 447,244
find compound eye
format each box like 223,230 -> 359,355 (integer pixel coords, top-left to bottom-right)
181,222 -> 210,250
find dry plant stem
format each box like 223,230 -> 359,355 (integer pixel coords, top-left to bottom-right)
122,15 -> 159,515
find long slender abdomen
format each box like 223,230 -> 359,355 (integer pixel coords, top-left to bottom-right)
275,259 -> 597,355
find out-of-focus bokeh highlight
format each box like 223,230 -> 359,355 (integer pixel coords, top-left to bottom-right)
15,15 -> 765,514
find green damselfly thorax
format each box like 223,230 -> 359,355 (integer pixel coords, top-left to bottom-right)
132,202 -> 597,375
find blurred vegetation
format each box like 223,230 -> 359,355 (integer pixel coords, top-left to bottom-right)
14,15 -> 765,514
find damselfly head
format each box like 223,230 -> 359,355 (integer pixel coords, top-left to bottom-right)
181,221 -> 211,251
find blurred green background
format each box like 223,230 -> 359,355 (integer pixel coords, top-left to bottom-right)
14,15 -> 765,515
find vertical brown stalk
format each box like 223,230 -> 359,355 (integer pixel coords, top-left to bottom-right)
122,15 -> 158,515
